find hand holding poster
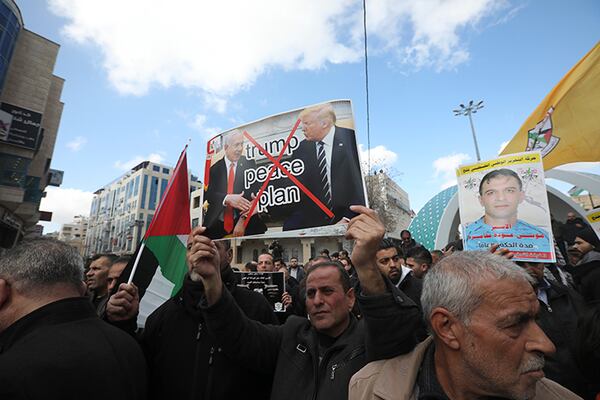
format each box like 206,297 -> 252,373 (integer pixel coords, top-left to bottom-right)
457,151 -> 556,262
202,100 -> 367,239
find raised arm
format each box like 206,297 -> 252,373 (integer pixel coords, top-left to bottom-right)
346,205 -> 387,295
187,226 -> 283,373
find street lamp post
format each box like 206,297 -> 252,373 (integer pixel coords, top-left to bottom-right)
453,100 -> 484,161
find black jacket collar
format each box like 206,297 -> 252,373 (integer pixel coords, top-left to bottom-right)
0,297 -> 95,354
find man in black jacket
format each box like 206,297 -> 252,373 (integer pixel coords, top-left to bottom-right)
108,238 -> 277,400
0,239 -> 146,400
187,205 -> 421,400
375,239 -> 427,341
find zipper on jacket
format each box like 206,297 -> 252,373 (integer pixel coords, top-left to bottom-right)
329,346 -> 365,380
330,363 -> 338,380
208,346 -> 215,365
204,346 -> 216,400
190,322 -> 203,400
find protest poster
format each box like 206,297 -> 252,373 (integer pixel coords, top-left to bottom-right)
201,100 -> 368,239
457,151 -> 556,263
586,209 -> 600,240
234,271 -> 286,312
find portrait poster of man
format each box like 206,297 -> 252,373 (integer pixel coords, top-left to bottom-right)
457,151 -> 556,263
201,100 -> 368,239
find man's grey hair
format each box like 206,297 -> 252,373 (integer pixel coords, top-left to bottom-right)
0,238 -> 84,294
421,251 -> 534,330
223,129 -> 243,146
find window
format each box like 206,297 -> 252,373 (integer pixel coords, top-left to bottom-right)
192,218 -> 199,228
148,177 -> 159,210
162,168 -> 170,174
160,178 -> 168,201
236,246 -> 243,264
152,165 -> 160,172
0,153 -> 31,187
193,196 -> 200,208
140,175 -> 148,209
146,214 -> 154,230
134,175 -> 140,196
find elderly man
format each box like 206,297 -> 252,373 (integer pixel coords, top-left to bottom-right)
0,239 -> 146,400
283,103 -> 365,230
187,205 -> 420,400
350,251 -> 580,400
570,226 -> 600,304
204,129 -> 266,239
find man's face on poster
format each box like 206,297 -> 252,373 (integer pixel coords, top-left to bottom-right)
301,112 -> 326,142
224,132 -> 244,162
479,175 -> 524,221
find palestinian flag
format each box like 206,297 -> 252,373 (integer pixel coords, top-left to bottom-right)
116,146 -> 191,326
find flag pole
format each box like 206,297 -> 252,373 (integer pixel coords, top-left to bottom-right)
127,241 -> 146,285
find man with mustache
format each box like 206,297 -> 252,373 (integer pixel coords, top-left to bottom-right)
518,261 -> 596,398
350,251 -> 581,400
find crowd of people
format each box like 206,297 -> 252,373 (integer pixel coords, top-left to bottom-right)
0,207 -> 599,399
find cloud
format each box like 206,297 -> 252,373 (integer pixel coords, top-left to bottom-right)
66,136 -> 87,151
114,153 -> 165,170
432,152 -> 471,189
203,93 -> 228,114
190,113 -> 221,139
498,140 -> 509,155
39,187 -> 94,233
359,144 -> 398,171
48,0 -> 505,96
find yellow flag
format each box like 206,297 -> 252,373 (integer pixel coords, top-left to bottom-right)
500,41 -> 600,170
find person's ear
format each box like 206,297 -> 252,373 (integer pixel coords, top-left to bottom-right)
0,279 -> 11,310
346,287 -> 356,311
518,190 -> 525,204
478,195 -> 484,207
430,307 -> 463,350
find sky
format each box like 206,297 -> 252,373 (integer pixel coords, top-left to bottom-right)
18,0 -> 599,233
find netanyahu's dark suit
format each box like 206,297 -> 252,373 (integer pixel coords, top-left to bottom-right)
204,156 -> 266,239
283,126 -> 365,230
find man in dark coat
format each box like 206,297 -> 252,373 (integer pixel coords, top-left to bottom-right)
563,211 -> 588,245
283,103 -> 365,230
375,238 -> 427,341
188,206 -> 421,400
108,239 -> 278,400
204,130 -> 266,238
0,239 -> 146,400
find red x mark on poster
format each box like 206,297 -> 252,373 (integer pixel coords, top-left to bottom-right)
243,119 -> 334,229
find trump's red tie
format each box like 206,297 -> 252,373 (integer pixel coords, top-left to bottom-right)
224,163 -> 235,233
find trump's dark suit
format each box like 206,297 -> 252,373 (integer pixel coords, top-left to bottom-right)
283,126 -> 366,230
203,156 -> 266,239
